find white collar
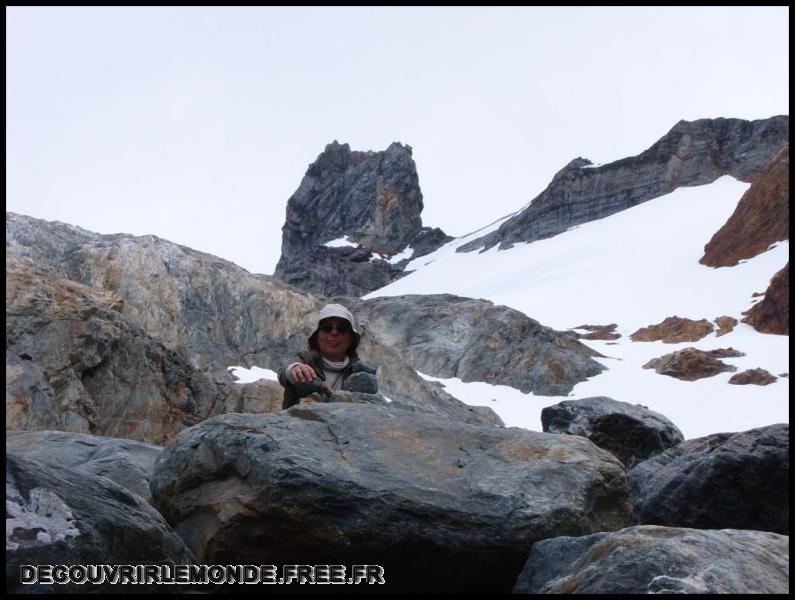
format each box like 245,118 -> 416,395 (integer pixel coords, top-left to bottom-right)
322,356 -> 350,371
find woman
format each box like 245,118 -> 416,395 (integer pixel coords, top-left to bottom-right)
278,303 -> 363,409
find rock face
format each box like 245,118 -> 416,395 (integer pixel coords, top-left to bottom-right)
6,213 -> 500,440
150,403 -> 632,593
273,141 -> 451,296
6,451 -> 195,594
642,347 -> 744,381
513,526 -> 789,594
6,431 -> 162,503
347,294 -> 606,396
541,397 -> 684,470
459,116 -> 789,252
628,424 -> 789,535
630,316 -> 714,343
701,144 -> 789,267
6,256 -> 224,444
742,262 -> 789,335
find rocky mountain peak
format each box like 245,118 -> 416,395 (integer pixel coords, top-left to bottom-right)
552,157 -> 594,180
457,115 -> 789,253
274,141 -> 449,297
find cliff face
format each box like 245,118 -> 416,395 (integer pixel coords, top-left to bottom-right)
458,116 -> 789,253
274,141 -> 451,296
700,145 -> 789,267
6,213 -> 497,443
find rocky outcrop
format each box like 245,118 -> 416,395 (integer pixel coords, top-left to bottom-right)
6,256 -> 224,444
459,116 -> 789,253
513,526 -> 789,594
628,424 -> 789,534
729,368 -> 778,386
408,226 -> 454,259
571,324 -> 621,341
6,431 -> 162,503
273,141 -> 451,296
701,144 -> 789,267
715,315 -> 738,337
151,403 -> 631,593
6,213 -> 501,436
630,316 -> 714,343
541,397 -> 684,470
6,213 -> 317,373
347,294 -> 606,396
742,262 -> 789,334
642,347 -> 744,381
6,451 -> 195,594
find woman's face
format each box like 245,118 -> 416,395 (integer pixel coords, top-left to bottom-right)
317,317 -> 353,361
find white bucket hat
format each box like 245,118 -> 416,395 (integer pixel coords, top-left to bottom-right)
309,303 -> 361,349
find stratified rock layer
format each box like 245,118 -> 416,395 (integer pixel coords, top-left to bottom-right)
460,116 -> 788,252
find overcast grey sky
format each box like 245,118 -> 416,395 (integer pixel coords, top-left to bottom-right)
6,6 -> 789,276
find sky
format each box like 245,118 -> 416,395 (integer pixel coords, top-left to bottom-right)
230,176 -> 790,440
6,6 -> 790,276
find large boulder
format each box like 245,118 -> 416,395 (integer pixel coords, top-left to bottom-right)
6,430 -> 162,503
6,451 -> 195,594
513,525 -> 789,594
541,397 -> 684,469
150,403 -> 631,593
628,423 -> 789,534
349,294 -> 606,396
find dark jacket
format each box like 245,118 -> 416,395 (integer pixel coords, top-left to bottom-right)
277,349 -> 360,410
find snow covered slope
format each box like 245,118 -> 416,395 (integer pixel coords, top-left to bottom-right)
363,176 -> 789,439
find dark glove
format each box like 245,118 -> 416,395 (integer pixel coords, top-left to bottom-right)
297,377 -> 333,399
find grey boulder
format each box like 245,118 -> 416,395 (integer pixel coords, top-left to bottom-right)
150,403 -> 631,593
6,451 -> 195,594
541,397 -> 684,469
513,525 -> 789,594
6,430 -> 162,503
628,423 -> 789,534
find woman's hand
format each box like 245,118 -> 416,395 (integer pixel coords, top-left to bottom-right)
291,364 -> 318,383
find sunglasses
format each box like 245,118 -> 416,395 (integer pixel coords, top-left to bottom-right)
318,322 -> 352,334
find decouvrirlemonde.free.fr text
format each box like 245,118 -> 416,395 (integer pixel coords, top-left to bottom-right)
20,564 -> 385,585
